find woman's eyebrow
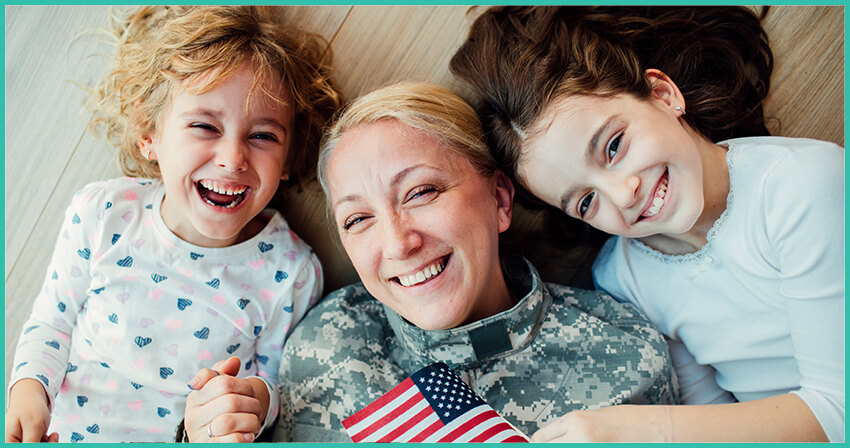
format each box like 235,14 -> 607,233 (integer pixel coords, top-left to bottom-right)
332,164 -> 434,209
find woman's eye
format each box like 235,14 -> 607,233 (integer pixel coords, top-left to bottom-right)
578,192 -> 595,218
606,134 -> 622,162
343,215 -> 368,230
405,185 -> 438,203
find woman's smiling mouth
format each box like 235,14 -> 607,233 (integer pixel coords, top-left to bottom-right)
396,255 -> 449,287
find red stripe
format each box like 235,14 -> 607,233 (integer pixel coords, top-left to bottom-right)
501,434 -> 530,443
342,377 -> 415,428
468,422 -> 514,442
407,419 -> 444,442
350,392 -> 424,442
437,409 -> 500,442
377,403 -> 433,442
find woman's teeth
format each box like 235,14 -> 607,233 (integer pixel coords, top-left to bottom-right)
643,177 -> 668,218
398,260 -> 445,287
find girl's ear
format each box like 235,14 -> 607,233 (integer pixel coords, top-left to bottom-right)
139,134 -> 157,161
493,170 -> 515,234
645,68 -> 686,116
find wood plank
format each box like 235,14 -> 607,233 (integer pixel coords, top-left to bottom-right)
5,6 -> 113,279
762,6 -> 844,146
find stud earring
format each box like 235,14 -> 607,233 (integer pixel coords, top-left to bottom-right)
674,106 -> 686,116
282,173 -> 290,181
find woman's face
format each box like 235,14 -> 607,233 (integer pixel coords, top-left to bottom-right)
327,119 -> 514,330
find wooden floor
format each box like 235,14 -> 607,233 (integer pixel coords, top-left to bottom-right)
4,5 -> 844,386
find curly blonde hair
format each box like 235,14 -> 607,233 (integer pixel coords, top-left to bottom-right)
88,5 -> 340,187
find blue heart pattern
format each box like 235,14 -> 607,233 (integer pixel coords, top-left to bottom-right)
157,407 -> 171,417
36,374 -> 49,387
51,271 -> 58,280
177,298 -> 192,310
105,201 -> 112,210
77,395 -> 88,406
193,327 -> 210,339
71,213 -> 81,224
151,273 -> 167,283
108,313 -> 118,324
256,354 -> 269,365
226,343 -> 241,354
111,233 -> 121,245
67,362 -> 78,373
159,367 -> 174,379
190,252 -> 204,260
131,382 -> 143,390
24,325 -> 38,334
275,270 -> 288,283
253,325 -> 262,336
206,278 -> 220,289
86,424 -> 100,434
245,359 -> 253,370
134,336 -> 152,348
91,287 -> 105,295
45,340 -> 60,350
116,256 -> 133,267
258,241 -> 274,253
237,299 -> 250,310
77,248 -> 90,260
71,432 -> 84,442
57,302 -> 66,312
283,304 -> 294,313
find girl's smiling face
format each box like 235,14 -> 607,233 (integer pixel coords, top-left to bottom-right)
328,119 -> 515,330
142,63 -> 293,248
518,74 -> 721,245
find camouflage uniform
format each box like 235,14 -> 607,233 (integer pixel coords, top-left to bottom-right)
274,258 -> 677,442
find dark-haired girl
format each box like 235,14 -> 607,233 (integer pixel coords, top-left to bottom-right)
451,6 -> 843,442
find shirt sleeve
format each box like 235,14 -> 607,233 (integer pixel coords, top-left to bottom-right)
666,338 -> 737,405
254,250 -> 323,433
8,183 -> 104,407
763,143 -> 845,442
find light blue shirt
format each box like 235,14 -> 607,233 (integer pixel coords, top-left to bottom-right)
593,137 -> 844,442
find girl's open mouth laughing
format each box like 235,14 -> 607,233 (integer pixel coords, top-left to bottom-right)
197,179 -> 249,209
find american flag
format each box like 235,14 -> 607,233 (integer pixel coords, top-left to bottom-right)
342,362 -> 529,443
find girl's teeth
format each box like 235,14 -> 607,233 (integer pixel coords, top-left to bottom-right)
644,177 -> 668,218
398,261 -> 445,287
199,179 -> 247,195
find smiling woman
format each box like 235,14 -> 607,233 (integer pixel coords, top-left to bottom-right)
270,82 -> 678,441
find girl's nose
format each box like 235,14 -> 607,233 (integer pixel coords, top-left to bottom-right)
609,174 -> 640,209
216,139 -> 249,172
381,215 -> 423,260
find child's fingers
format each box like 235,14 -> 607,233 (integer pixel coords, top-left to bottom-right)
43,432 -> 59,443
187,375 -> 258,409
187,368 -> 221,391
207,412 -> 261,441
19,418 -> 47,443
211,356 -> 241,376
4,416 -> 23,442
208,431 -> 256,443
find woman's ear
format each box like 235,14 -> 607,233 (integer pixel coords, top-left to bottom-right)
645,68 -> 686,116
493,170 -> 514,234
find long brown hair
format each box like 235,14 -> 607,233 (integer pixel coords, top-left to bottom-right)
450,6 -> 773,195
88,6 -> 340,188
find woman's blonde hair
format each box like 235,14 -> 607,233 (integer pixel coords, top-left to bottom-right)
88,5 -> 340,187
318,82 -> 494,204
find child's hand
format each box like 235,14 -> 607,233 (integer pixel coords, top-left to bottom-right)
184,357 -> 268,443
5,378 -> 58,443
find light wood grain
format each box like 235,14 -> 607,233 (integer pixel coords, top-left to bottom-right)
5,5 -> 844,388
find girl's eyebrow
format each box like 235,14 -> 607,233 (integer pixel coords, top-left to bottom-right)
559,114 -> 619,213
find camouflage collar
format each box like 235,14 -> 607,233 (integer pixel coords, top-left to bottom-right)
384,257 -> 552,370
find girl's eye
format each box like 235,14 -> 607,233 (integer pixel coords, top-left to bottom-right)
405,185 -> 438,203
250,132 -> 279,143
606,134 -> 622,162
343,215 -> 368,230
190,122 -> 219,133
578,192 -> 595,218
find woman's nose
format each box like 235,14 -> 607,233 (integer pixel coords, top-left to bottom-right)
381,216 -> 422,260
215,138 -> 248,172
609,174 -> 640,209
